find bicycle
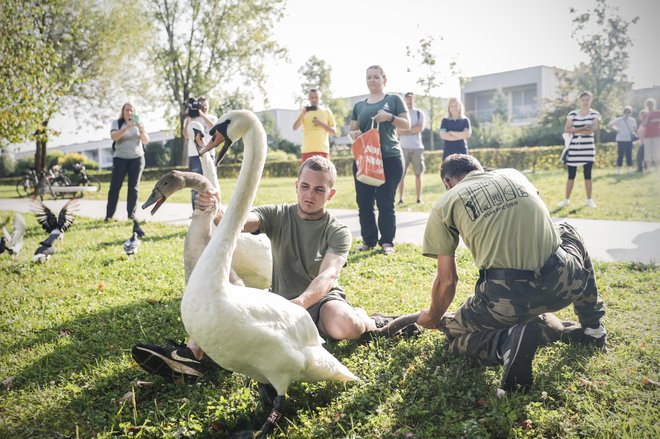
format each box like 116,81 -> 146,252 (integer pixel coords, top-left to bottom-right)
71,163 -> 101,197
15,168 -> 62,200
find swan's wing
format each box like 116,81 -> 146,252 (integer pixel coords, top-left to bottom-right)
231,288 -> 324,347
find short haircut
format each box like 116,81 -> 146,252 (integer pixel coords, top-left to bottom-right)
440,154 -> 483,180
624,105 -> 632,113
405,92 -> 414,97
308,88 -> 321,96
298,155 -> 337,187
579,91 -> 593,99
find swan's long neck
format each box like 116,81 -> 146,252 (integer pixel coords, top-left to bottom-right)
189,114 -> 267,288
182,173 -> 214,194
199,152 -> 220,192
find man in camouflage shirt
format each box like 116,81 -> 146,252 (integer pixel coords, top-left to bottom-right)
417,154 -> 606,392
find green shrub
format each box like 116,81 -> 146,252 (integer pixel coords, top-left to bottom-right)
144,141 -> 171,168
56,152 -> 99,170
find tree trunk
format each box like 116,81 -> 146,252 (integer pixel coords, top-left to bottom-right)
178,111 -> 187,166
34,119 -> 49,171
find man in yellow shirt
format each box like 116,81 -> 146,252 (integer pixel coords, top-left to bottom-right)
293,89 -> 337,162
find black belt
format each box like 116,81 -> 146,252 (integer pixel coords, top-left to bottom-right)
480,247 -> 568,282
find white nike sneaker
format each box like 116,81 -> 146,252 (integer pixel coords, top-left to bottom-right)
558,199 -> 570,208
586,199 -> 597,208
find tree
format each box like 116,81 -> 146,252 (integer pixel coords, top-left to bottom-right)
0,0 -> 152,170
491,88 -> 509,120
296,56 -> 350,136
407,35 -> 450,151
541,0 -> 638,139
0,1 -> 57,149
149,0 -> 286,165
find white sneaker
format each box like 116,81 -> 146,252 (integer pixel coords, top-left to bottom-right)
558,199 -> 570,208
586,199 -> 597,208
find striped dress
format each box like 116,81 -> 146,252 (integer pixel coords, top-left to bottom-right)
565,109 -> 600,166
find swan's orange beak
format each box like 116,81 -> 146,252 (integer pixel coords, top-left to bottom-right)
195,130 -> 223,156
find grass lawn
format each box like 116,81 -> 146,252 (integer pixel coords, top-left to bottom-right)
0,213 -> 658,438
1,167 -> 659,221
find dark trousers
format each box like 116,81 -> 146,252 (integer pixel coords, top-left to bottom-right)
352,155 -> 404,247
188,155 -> 202,209
637,144 -> 645,172
616,141 -> 633,167
439,222 -> 605,365
106,156 -> 145,219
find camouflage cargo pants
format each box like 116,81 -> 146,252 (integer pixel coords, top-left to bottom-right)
440,222 -> 606,366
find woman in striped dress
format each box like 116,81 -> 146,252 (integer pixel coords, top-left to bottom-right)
559,91 -> 600,208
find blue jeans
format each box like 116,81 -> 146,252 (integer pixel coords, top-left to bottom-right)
106,156 -> 145,219
352,155 -> 404,247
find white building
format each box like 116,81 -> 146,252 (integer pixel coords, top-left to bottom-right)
462,65 -> 562,125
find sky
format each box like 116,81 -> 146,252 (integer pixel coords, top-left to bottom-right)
39,0 -> 660,148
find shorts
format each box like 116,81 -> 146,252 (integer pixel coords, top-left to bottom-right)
402,148 -> 425,176
306,290 -> 349,325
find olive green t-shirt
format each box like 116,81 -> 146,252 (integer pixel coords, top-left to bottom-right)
422,169 -> 560,270
350,94 -> 407,159
253,204 -> 352,300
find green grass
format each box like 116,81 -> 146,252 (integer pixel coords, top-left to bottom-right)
2,167 -> 659,221
1,214 -> 658,438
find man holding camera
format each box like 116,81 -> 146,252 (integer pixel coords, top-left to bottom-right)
293,88 -> 337,162
183,96 -> 218,209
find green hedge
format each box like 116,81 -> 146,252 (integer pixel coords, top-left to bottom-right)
0,143 -> 620,184
213,142 -> 619,178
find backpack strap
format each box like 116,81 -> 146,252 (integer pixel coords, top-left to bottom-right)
112,119 -> 125,152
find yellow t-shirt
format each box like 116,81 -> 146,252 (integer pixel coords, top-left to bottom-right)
301,108 -> 336,154
423,169 -> 560,270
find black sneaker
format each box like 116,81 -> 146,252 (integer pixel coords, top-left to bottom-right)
562,323 -> 607,350
371,313 -> 397,329
131,341 -> 205,380
499,322 -> 543,392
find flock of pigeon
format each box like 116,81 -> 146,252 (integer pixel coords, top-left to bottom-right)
0,198 -> 145,263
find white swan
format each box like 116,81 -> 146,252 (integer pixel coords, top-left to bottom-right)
182,110 -> 358,436
141,122 -> 271,288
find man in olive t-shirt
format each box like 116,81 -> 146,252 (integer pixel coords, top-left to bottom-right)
132,156 -> 418,380
417,154 -> 606,393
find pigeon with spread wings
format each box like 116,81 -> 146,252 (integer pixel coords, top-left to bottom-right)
31,199 -> 79,263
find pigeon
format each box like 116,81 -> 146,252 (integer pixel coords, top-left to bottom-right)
132,219 -> 145,238
123,232 -> 141,256
31,199 -> 79,263
0,213 -> 27,260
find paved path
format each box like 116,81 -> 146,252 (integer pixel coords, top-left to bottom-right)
1,198 -> 658,264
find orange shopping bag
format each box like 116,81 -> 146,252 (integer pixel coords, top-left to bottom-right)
352,120 -> 385,186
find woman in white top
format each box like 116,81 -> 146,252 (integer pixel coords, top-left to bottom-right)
607,106 -> 638,174
559,91 -> 600,208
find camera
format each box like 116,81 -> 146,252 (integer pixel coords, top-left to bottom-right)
187,98 -> 202,118
305,105 -> 318,111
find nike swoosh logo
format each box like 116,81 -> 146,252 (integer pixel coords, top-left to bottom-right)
170,351 -> 201,364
